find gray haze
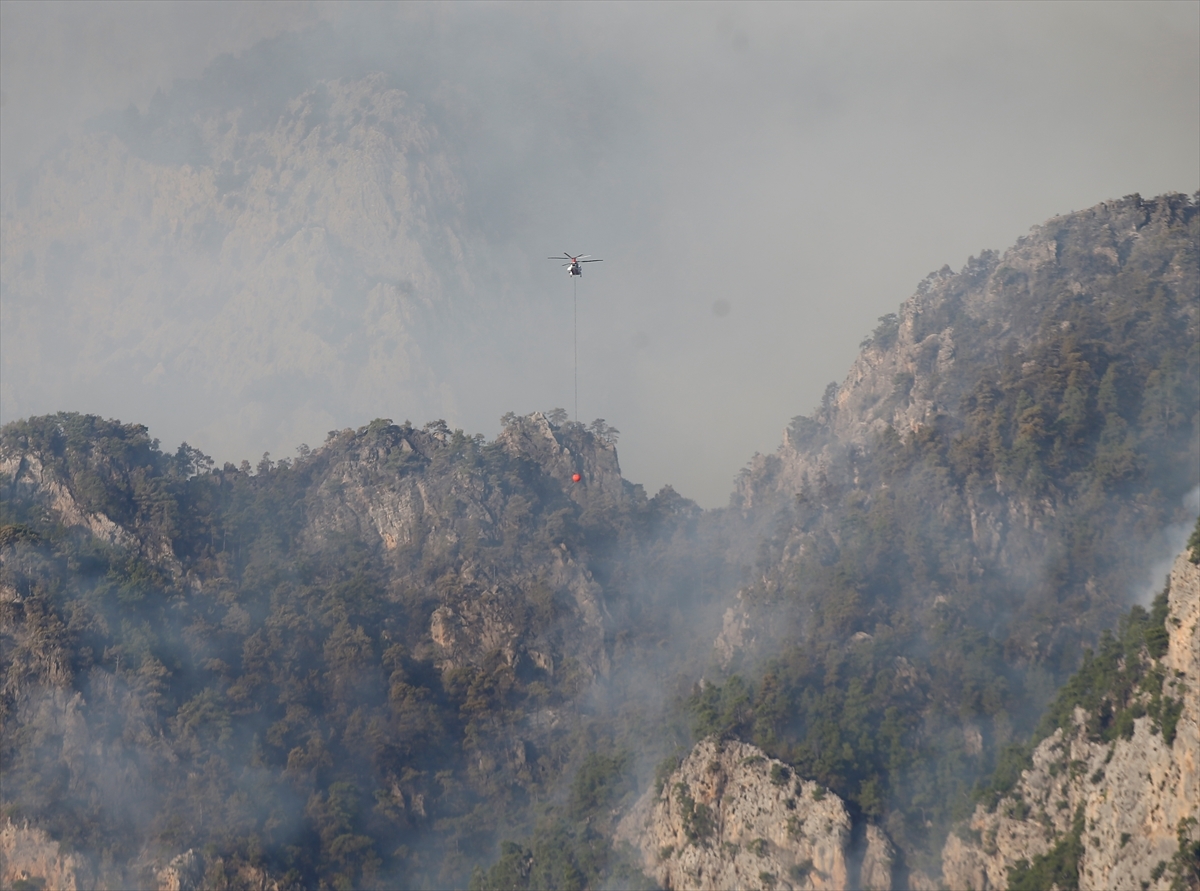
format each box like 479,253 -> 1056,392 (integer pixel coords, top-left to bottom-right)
2,1 -> 1197,507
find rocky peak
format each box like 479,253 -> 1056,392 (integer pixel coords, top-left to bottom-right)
616,736 -> 895,891
0,414 -> 182,571
738,192 -> 1198,512
287,415 -> 623,679
496,412 -> 627,506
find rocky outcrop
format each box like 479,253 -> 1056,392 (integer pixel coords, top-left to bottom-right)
0,820 -> 91,891
0,453 -> 136,552
860,824 -> 897,891
0,422 -> 181,573
742,194 -> 1197,517
154,850 -> 204,891
0,831 -> 270,891
301,414 -> 618,680
616,737 -> 894,891
942,550 -> 1200,891
709,192 -> 1200,828
425,549 -> 611,680
305,413 -> 627,556
495,413 -> 627,507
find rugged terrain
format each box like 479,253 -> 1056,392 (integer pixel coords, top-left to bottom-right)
1,194 -> 1197,889
728,192 -> 1198,663
703,192 -> 1198,874
0,411 -> 728,889
616,736 -> 896,891
942,549 -> 1199,891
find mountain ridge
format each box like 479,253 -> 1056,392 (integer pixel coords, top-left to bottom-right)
1,193 -> 1197,889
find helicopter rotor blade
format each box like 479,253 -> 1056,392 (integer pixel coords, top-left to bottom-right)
579,259 -> 603,262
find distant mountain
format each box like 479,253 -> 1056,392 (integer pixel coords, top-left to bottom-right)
1,72 -> 473,457
1,194 -> 1196,890
0,9 -> 633,465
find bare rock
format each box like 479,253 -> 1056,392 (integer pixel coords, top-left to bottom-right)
860,823 -> 896,891
0,819 -> 91,891
616,737 -> 885,891
941,551 -> 1200,891
302,416 -> 616,680
0,447 -> 179,574
155,849 -> 203,891
496,412 -> 627,507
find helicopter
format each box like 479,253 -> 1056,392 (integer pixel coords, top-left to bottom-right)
549,252 -> 603,277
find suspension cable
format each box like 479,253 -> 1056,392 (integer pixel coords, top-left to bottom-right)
578,276 -> 583,422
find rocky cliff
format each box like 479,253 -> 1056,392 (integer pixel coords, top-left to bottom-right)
715,193 -> 1195,672
699,193 -> 1198,878
942,549 -> 1199,891
742,193 -> 1197,510
0,412 -> 632,689
724,194 -> 1198,650
0,820 -> 91,891
3,193 -> 1197,889
616,736 -> 895,891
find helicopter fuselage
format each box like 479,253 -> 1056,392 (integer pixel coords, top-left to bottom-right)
550,253 -> 599,275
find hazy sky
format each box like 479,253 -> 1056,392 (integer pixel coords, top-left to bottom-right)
2,1 -> 1198,506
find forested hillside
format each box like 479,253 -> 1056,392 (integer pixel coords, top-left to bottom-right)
0,412 -> 730,889
694,192 -> 1199,882
2,193 -> 1197,890
942,536 -> 1199,891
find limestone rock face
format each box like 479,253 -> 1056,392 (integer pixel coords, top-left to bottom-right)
941,551 -> 1200,891
154,849 -> 204,891
617,737 -> 895,891
744,196 -> 1197,515
860,824 -> 897,891
0,820 -> 90,891
299,414 -> 617,680
721,194 -> 1199,671
422,547 -> 610,681
0,453 -> 131,549
495,413 -> 627,508
0,447 -> 178,573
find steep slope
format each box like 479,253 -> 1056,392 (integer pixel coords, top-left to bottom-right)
615,736 -> 899,891
732,192 -> 1198,644
0,411 -> 727,889
701,192 -> 1198,875
942,546 -> 1199,891
2,194 -> 1197,890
